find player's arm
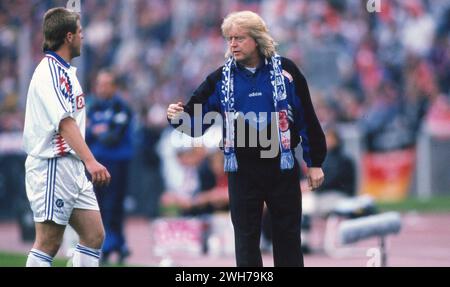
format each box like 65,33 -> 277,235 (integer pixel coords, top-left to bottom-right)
59,117 -> 111,186
167,67 -> 222,137
283,58 -> 325,189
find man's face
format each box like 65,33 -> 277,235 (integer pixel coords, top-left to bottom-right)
69,20 -> 83,58
226,25 -> 259,67
95,72 -> 115,99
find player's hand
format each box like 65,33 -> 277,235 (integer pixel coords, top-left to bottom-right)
85,160 -> 111,187
167,102 -> 184,121
307,167 -> 324,190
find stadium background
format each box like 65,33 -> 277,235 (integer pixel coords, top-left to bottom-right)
0,0 -> 449,266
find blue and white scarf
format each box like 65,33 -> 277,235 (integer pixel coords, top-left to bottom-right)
220,54 -> 294,172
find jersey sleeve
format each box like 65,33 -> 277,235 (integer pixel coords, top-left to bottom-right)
36,62 -> 73,132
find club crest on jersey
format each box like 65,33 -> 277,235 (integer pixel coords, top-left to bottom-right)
55,199 -> 64,208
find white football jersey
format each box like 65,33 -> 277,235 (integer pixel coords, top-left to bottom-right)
23,51 -> 86,159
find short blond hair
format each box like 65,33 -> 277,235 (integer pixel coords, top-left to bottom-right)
42,7 -> 80,52
221,11 -> 277,59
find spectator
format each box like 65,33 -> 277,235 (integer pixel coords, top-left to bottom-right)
86,70 -> 134,264
189,150 -> 229,216
158,145 -> 207,217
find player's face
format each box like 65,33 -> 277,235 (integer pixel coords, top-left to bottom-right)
69,20 -> 83,58
226,25 -> 259,68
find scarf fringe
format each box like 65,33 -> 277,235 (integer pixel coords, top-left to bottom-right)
280,150 -> 295,170
224,153 -> 238,172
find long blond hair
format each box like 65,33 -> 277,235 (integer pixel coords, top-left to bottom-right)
221,11 -> 278,59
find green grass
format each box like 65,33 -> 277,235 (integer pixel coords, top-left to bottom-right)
377,195 -> 450,213
0,252 -> 133,267
0,252 -> 68,267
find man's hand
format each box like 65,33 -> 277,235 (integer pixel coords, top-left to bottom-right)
167,102 -> 184,121
85,159 -> 111,187
307,167 -> 324,190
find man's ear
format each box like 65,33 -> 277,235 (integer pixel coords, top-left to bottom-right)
66,32 -> 73,43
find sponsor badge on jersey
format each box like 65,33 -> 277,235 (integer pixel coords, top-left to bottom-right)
76,94 -> 85,110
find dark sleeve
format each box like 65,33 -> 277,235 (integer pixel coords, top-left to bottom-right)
282,57 -> 326,167
168,67 -> 222,137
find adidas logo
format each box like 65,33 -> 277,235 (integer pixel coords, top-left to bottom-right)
248,92 -> 262,98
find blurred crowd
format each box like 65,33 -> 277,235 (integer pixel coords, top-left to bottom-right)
1,0 -> 448,130
0,0 -> 449,218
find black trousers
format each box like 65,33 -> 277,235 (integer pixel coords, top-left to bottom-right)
227,155 -> 303,267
